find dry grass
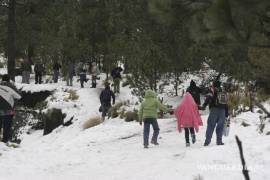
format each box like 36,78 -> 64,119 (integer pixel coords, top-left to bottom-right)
124,111 -> 139,122
67,90 -> 79,101
82,116 -> 102,130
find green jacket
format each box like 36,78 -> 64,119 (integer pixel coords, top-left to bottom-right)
139,90 -> 169,122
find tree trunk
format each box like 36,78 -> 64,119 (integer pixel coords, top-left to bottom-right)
7,0 -> 16,81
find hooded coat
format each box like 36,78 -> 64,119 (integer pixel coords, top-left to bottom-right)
139,90 -> 168,121
174,92 -> 203,132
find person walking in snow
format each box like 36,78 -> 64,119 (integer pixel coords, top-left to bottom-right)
21,58 -> 32,84
34,59 -> 44,84
111,66 -> 123,94
174,92 -> 203,147
66,61 -> 75,86
53,61 -> 61,83
201,80 -> 229,146
100,83 -> 115,121
0,74 -> 21,143
79,67 -> 87,88
91,62 -> 99,88
183,80 -> 203,145
139,90 -> 170,148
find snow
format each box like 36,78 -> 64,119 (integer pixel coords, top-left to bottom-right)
0,68 -> 7,75
0,70 -> 269,180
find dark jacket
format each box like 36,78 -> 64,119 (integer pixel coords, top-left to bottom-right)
186,80 -> 202,105
100,87 -> 115,106
53,63 -> 61,71
111,67 -> 123,79
34,62 -> 44,73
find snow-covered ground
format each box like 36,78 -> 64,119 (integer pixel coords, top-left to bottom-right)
0,72 -> 269,180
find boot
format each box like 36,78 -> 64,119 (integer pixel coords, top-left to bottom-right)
217,142 -> 225,145
191,134 -> 196,144
151,140 -> 159,145
186,143 -> 190,147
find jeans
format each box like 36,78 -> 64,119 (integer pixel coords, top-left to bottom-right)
0,115 -> 13,143
66,75 -> 73,86
143,118 -> 160,146
184,128 -> 195,144
205,107 -> 225,145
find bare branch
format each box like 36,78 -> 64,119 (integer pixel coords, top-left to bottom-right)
235,136 -> 250,180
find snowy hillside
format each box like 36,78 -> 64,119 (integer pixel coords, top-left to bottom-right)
0,73 -> 270,180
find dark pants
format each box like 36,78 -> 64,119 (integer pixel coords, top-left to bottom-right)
101,103 -> 111,119
184,128 -> 195,144
143,118 -> 160,146
92,75 -> 97,88
53,70 -> 59,83
35,72 -> 42,84
113,78 -> 120,93
79,73 -> 86,88
0,115 -> 13,143
205,107 -> 225,145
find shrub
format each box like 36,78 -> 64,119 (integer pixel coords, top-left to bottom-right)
122,80 -> 130,87
67,90 -> 79,100
82,116 -> 102,129
108,102 -> 123,118
34,101 -> 48,111
124,111 -> 138,122
256,88 -> 270,102
228,93 -> 240,112
43,108 -> 66,135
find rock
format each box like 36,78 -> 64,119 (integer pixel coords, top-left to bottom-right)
241,121 -> 251,127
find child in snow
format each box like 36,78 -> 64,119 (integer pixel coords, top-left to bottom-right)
174,92 -> 203,147
139,90 -> 170,148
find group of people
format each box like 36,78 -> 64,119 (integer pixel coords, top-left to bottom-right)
20,59 -> 97,87
139,80 -> 229,148
20,59 -> 125,92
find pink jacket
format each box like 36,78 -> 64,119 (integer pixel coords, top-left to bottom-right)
174,92 -> 203,132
